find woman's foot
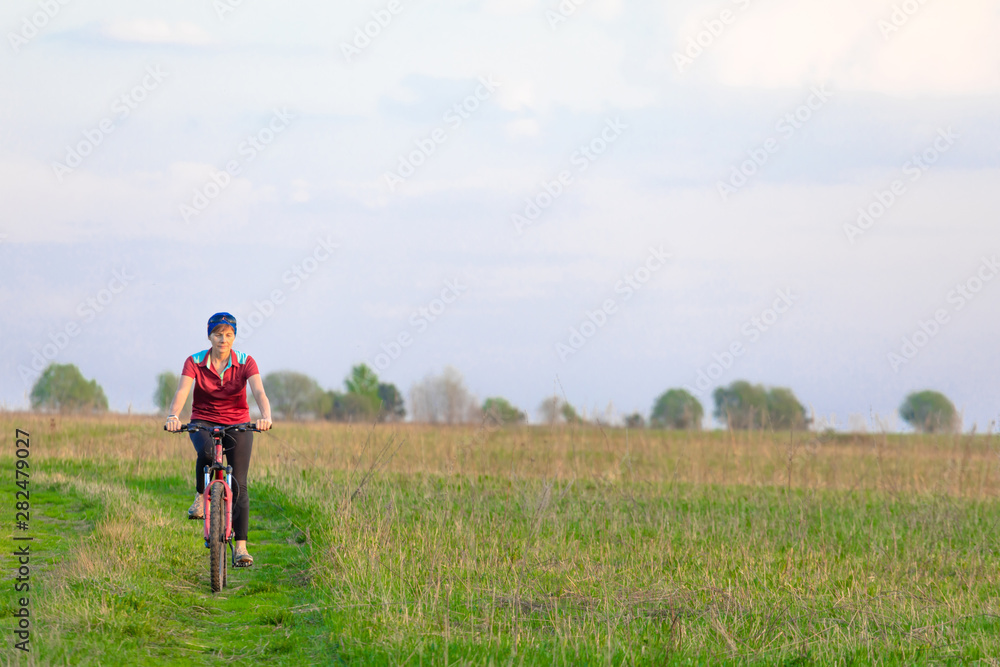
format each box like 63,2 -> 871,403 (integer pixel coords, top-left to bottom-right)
233,542 -> 254,567
187,493 -> 204,520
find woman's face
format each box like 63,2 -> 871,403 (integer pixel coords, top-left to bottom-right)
209,325 -> 235,356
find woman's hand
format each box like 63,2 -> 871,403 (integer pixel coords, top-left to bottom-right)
165,376 -> 193,431
247,375 -> 273,432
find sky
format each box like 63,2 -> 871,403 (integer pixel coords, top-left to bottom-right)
1,0 -> 998,430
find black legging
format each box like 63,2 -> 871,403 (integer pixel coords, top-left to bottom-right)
189,422 -> 253,542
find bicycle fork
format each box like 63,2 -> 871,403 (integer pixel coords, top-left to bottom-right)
203,466 -> 234,548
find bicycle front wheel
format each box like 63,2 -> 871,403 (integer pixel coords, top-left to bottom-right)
209,484 -> 225,592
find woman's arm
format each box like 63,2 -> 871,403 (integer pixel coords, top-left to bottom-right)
164,375 -> 194,431
247,374 -> 273,431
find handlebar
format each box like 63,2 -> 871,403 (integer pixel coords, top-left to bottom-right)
163,422 -> 264,433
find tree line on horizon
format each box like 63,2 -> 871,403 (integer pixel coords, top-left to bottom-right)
27,362 -> 963,434
153,363 -> 406,424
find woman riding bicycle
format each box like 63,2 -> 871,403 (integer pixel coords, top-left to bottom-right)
164,312 -> 272,567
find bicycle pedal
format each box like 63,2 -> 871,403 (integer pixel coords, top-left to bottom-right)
232,551 -> 254,567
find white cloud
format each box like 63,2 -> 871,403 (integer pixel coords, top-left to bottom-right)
102,19 -> 211,46
290,179 -> 311,203
0,155 -> 263,242
677,0 -> 1000,95
494,79 -> 536,113
865,1 -> 1000,95
481,0 -> 539,15
338,10 -> 656,114
591,0 -> 625,20
505,118 -> 540,138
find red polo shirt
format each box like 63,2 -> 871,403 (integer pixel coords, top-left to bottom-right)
181,349 -> 260,424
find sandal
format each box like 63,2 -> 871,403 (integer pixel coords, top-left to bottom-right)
233,546 -> 254,567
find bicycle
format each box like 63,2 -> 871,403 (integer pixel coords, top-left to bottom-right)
165,422 -> 261,592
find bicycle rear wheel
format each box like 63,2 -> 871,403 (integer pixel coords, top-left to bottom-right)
209,483 -> 225,592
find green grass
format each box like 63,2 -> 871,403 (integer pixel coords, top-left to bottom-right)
3,416 -> 1000,664
2,459 -> 332,666
280,473 -> 1000,664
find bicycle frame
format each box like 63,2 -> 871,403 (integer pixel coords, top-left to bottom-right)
202,426 -> 235,548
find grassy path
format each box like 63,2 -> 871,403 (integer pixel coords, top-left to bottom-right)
3,459 -> 336,666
